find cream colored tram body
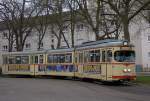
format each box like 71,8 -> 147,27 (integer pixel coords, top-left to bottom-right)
2,51 -> 46,75
75,40 -> 136,81
2,39 -> 136,82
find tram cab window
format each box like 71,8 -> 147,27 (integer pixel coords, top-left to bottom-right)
107,50 -> 112,62
47,55 -> 53,63
65,53 -> 72,63
15,56 -> 21,64
21,56 -> 29,64
114,51 -> 135,62
39,55 -> 44,64
102,51 -> 106,62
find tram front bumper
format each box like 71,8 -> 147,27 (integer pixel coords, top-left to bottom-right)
112,75 -> 136,81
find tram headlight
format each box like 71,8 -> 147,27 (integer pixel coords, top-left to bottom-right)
123,41 -> 128,46
127,69 -> 131,72
123,69 -> 127,72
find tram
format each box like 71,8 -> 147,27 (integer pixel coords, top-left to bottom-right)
1,39 -> 136,82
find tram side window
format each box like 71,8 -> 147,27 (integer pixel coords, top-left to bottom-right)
15,56 -> 21,64
47,55 -> 53,63
102,51 -> 106,62
84,51 -> 89,63
79,53 -> 83,63
88,50 -> 100,62
39,55 -> 43,64
89,50 -> 95,62
53,54 -> 58,63
60,54 -> 65,63
30,56 -> 34,64
21,56 -> 29,64
8,56 -> 15,64
3,56 -> 8,64
34,56 -> 38,64
107,50 -> 112,62
95,50 -> 100,62
65,53 -> 72,63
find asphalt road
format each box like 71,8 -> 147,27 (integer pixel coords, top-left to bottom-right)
0,77 -> 150,101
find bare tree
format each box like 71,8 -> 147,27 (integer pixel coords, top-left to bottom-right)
0,5 -> 15,52
66,0 -> 78,48
0,0 -> 43,51
104,0 -> 150,42
46,0 -> 70,48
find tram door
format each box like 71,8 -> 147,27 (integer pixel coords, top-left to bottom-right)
30,55 -> 39,75
101,49 -> 113,81
106,49 -> 113,81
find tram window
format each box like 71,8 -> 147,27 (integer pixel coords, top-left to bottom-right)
114,51 -> 135,62
84,51 -> 88,63
21,56 -> 29,64
3,56 -> 8,64
65,53 -> 72,63
107,50 -> 112,62
30,56 -> 34,64
53,55 -> 58,63
15,56 -> 21,64
102,51 -> 106,62
95,50 -> 100,62
57,55 -> 61,63
8,56 -> 15,64
39,55 -> 44,64
79,53 -> 83,63
34,56 -> 38,64
89,50 -> 95,62
88,50 -> 100,62
47,55 -> 53,63
60,54 -> 65,63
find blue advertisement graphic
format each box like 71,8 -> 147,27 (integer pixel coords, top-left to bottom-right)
38,65 -> 76,72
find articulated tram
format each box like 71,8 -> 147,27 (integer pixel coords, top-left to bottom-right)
1,39 -> 136,82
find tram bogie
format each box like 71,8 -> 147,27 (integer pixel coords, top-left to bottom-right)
1,39 -> 136,82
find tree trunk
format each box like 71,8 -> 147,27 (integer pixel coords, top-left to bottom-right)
123,20 -> 130,42
57,31 -> 62,49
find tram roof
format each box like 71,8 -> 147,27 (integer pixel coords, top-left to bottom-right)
75,39 -> 129,50
46,48 -> 74,53
2,50 -> 46,55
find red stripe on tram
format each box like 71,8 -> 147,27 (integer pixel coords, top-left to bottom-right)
112,76 -> 136,79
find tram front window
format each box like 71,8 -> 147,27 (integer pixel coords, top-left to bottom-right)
114,51 -> 135,62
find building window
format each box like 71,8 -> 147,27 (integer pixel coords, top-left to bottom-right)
148,52 -> 150,57
51,45 -> 54,49
3,45 -> 8,51
2,32 -> 7,39
52,39 -> 54,43
51,35 -> 54,38
148,36 -> 150,41
76,24 -> 84,31
63,25 -> 68,32
25,43 -> 31,49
